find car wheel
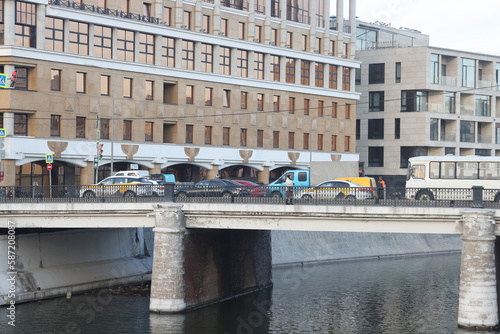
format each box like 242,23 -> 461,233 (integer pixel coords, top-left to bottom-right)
123,191 -> 136,198
271,192 -> 282,199
83,191 -> 95,198
222,192 -> 234,202
301,194 -> 313,201
416,190 -> 434,201
175,192 -> 188,201
345,194 -> 356,200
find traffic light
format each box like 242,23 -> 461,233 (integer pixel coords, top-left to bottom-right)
93,157 -> 99,168
0,171 -> 4,181
98,144 -> 103,160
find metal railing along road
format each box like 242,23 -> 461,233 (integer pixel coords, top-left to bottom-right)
0,184 -> 497,208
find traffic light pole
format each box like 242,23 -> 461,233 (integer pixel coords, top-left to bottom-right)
95,116 -> 100,184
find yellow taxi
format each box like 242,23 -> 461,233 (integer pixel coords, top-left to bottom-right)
80,176 -> 154,198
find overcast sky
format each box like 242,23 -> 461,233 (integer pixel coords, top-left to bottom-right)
353,0 -> 500,56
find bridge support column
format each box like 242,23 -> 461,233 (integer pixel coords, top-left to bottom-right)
150,204 -> 187,313
458,209 -> 498,330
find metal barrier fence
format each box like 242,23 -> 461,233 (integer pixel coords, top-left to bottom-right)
0,184 -> 497,208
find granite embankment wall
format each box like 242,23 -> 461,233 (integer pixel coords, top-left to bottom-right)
272,231 -> 462,266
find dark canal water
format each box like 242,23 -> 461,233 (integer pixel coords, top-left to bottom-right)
1,253 -> 492,334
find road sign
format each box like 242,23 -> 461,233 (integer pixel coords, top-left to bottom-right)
0,129 -> 5,137
47,163 -> 53,171
45,153 -> 54,163
0,74 -> 6,88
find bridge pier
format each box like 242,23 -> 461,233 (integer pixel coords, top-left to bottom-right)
150,204 -> 187,313
458,209 -> 498,330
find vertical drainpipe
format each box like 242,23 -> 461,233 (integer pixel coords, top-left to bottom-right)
458,209 -> 498,330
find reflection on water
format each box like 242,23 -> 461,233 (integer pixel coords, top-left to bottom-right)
2,253 -> 493,334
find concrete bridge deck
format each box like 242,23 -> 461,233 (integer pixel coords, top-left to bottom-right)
0,202 -> 493,234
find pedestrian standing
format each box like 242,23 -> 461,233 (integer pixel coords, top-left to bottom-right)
377,176 -> 386,200
285,175 -> 294,205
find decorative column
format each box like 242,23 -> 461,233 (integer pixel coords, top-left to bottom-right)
150,204 -> 187,313
458,209 -> 498,330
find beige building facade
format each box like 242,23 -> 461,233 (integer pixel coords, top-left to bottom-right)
356,21 -> 500,186
0,0 -> 360,187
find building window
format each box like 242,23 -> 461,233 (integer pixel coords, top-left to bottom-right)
303,133 -> 310,150
14,114 -> 28,136
401,90 -> 428,112
286,58 -> 295,83
15,1 -> 36,48
76,72 -> 86,93
271,28 -> 278,44
237,50 -> 248,77
182,41 -> 195,70
301,61 -> 310,85
69,21 -> 88,55
257,129 -> 264,147
163,7 -> 172,26
430,118 -> 438,141
51,115 -> 61,137
101,75 -> 110,96
238,22 -> 245,39
460,120 -> 475,143
221,18 -> 228,36
241,92 -> 248,109
257,93 -> 264,111
342,67 -> 351,90
273,95 -> 280,112
395,62 -> 402,83
186,124 -> 194,143
301,34 -> 307,51
331,135 -> 337,151
317,134 -> 324,150
395,118 -> 400,139
345,104 -> 351,119
201,44 -> 213,72
240,128 -> 248,146
318,100 -> 324,116
445,92 -> 456,114
400,147 -> 428,168
145,122 -> 153,141
45,17 -> 64,52
223,127 -> 230,145
288,132 -> 295,149
100,118 -> 109,139
356,120 -> 360,140
254,52 -> 264,80
220,47 -> 231,75
51,69 -> 61,91
369,91 -> 385,111
139,33 -> 155,64
462,58 -> 475,88
162,37 -> 175,67
475,95 -> 490,116
76,116 -> 85,138
145,80 -> 153,100
123,120 -> 132,140
205,88 -> 213,106
186,85 -> 194,104
205,126 -> 212,144
183,11 -> 191,30
329,65 -> 338,89
123,77 -> 132,98
202,14 -> 210,33
94,25 -> 112,59
331,102 -> 337,118
315,63 -> 324,87
430,54 -> 439,84
270,55 -> 280,82
369,63 -> 385,84
223,89 -> 231,108
368,119 -> 384,139
286,31 -> 292,47
304,99 -> 310,115
368,147 -> 384,167
117,29 -> 134,61
255,25 -> 263,41
289,97 -> 295,114
273,131 -> 280,148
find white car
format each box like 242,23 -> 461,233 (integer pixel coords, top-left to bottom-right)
80,176 -> 154,198
294,180 -> 375,201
